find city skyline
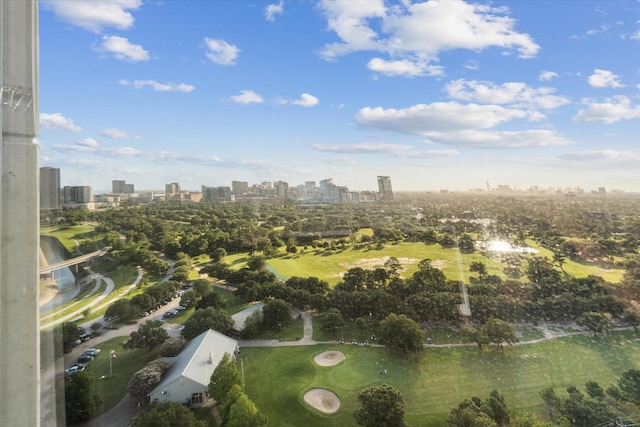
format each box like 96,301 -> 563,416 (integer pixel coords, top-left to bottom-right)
37,1 -> 640,192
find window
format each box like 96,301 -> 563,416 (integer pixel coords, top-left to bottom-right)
25,1 -> 640,426
191,393 -> 204,405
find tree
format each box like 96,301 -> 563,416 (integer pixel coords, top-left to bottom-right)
354,384 -> 407,427
226,391 -> 267,427
125,320 -> 169,350
182,307 -> 233,340
462,326 -> 490,352
585,381 -> 605,400
247,255 -> 266,270
192,278 -> 212,296
379,313 -> 424,354
577,311 -> 611,337
458,234 -> 476,254
208,353 -> 241,404
447,399 -> 497,427
127,359 -> 171,400
130,402 -> 206,427
210,247 -> 227,263
65,371 -> 102,424
104,299 -> 137,323
483,318 -> 518,348
171,265 -> 190,283
196,291 -> 226,310
322,308 -> 346,337
62,322 -> 82,353
618,369 -> 640,406
470,262 -> 488,279
180,289 -> 200,308
447,390 -> 508,427
261,299 -> 292,331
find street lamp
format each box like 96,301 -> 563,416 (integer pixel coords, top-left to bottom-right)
109,350 -> 116,378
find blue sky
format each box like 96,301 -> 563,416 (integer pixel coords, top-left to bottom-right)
38,0 -> 640,193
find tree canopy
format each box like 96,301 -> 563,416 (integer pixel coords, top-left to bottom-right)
353,383 -> 407,427
379,313 -> 424,354
130,402 -> 206,427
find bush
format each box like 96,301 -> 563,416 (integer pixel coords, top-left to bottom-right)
159,336 -> 185,357
127,359 -> 171,399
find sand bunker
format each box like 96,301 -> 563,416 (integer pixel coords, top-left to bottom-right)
314,350 -> 345,367
304,389 -> 341,414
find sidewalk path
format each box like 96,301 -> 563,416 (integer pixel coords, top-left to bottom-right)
40,267 -> 143,330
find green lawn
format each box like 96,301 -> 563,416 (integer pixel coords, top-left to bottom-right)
41,224 -> 99,255
83,337 -> 159,417
226,236 -> 626,287
241,330 -> 640,426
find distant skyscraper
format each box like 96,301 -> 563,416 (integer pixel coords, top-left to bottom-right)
62,186 -> 92,203
377,176 -> 393,200
112,180 -> 134,194
231,181 -> 248,196
40,167 -> 61,210
165,182 -> 180,199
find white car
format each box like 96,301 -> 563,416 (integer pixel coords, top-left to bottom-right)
65,364 -> 85,375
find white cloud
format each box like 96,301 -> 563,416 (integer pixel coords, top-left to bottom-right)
291,93 -> 320,107
319,0 -> 386,59
230,90 -> 264,105
311,142 -> 414,154
102,128 -> 132,139
278,93 -> 320,107
204,38 -> 240,65
118,79 -> 194,92
588,69 -> 624,88
573,96 -> 640,124
558,150 -> 640,165
40,113 -> 82,133
42,0 -> 142,33
77,138 -> 99,148
319,0 -> 539,74
424,129 -> 574,148
266,1 -> 284,22
538,70 -> 558,81
325,156 -> 358,166
367,58 -> 443,77
356,102 -> 528,134
445,79 -> 570,110
99,35 -> 149,62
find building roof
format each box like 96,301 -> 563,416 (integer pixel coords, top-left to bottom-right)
149,329 -> 238,396
231,303 -> 264,331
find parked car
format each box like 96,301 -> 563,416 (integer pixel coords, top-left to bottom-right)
77,354 -> 94,364
83,348 -> 100,357
79,333 -> 91,342
65,364 -> 85,375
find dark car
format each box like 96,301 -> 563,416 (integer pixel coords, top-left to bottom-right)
77,354 -> 94,364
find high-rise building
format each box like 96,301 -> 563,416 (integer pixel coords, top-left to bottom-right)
202,185 -> 231,202
112,180 -> 134,194
377,176 -> 393,200
231,181 -> 248,196
40,167 -> 61,210
62,185 -> 92,203
274,180 -> 289,199
165,182 -> 180,199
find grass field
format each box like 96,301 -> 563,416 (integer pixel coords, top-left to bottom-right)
226,237 -> 623,286
241,331 -> 640,426
41,224 -> 99,255
82,337 -> 159,417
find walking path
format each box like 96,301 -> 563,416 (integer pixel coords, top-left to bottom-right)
40,267 -> 143,330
